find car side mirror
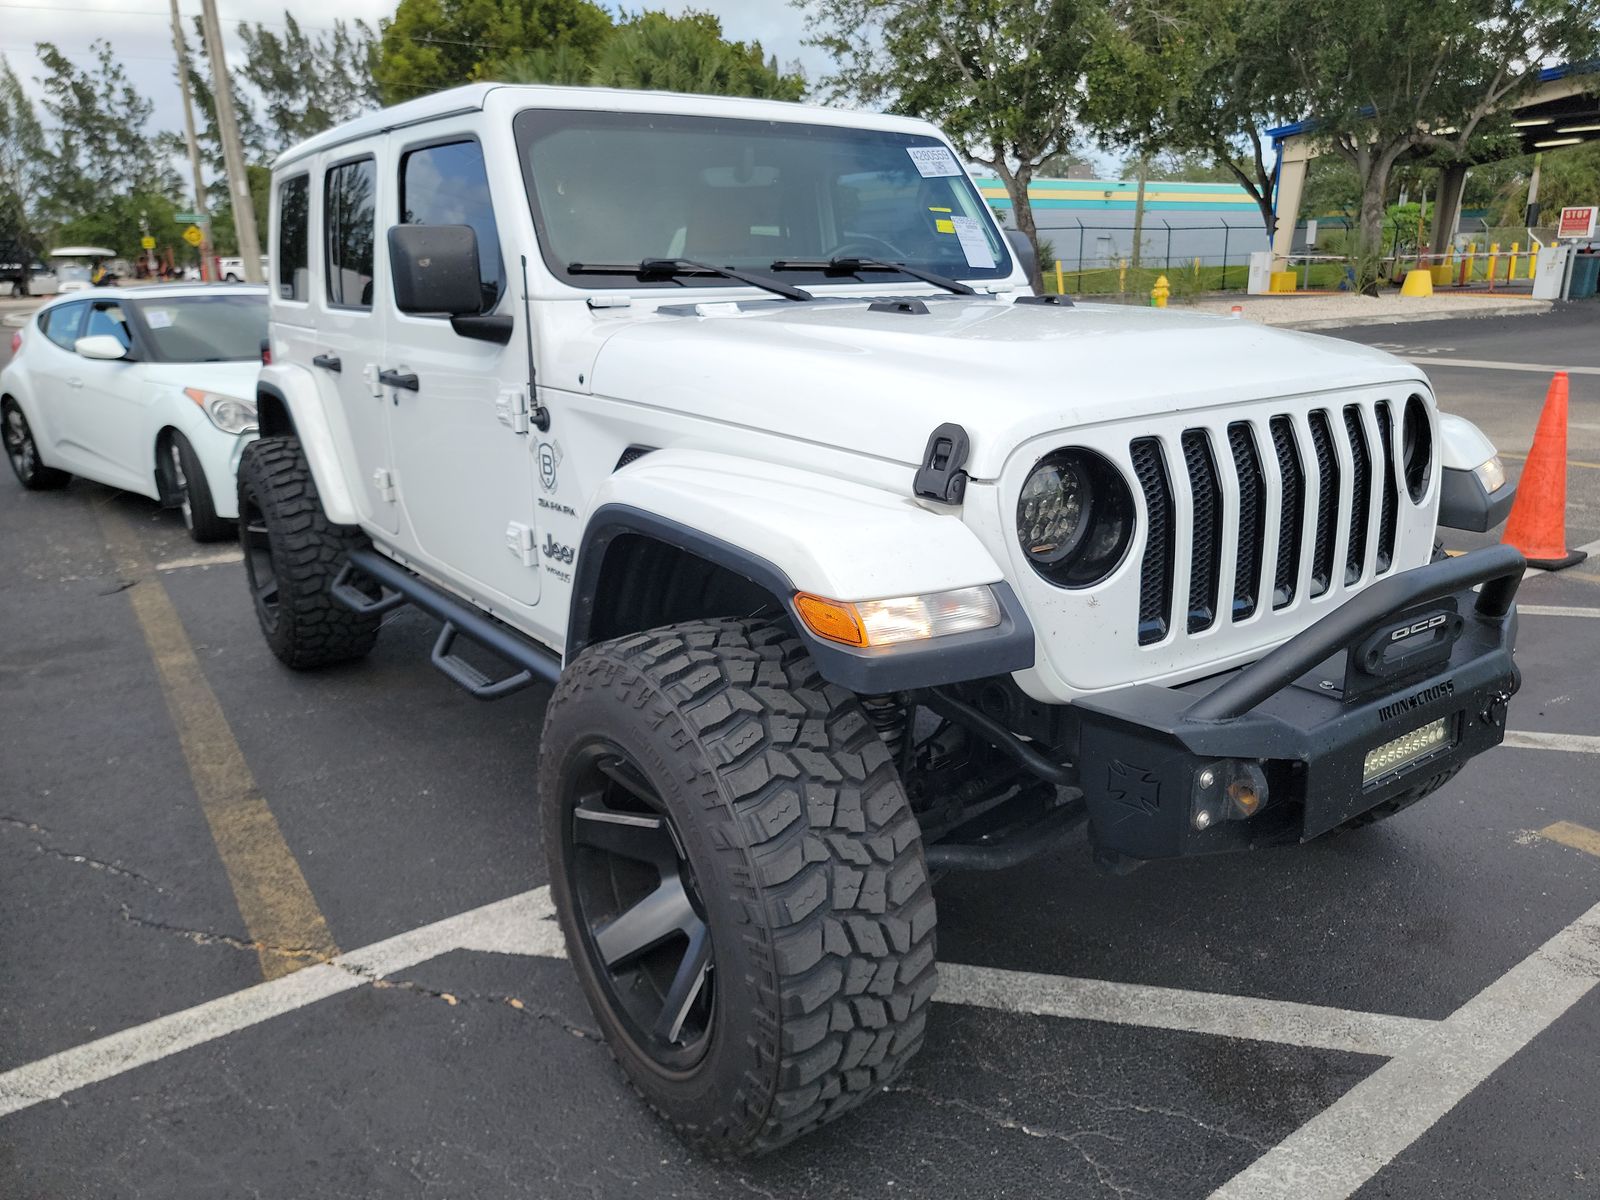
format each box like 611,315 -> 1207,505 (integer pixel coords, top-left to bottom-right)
388,224 -> 485,317
1004,228 -> 1039,280
75,335 -> 128,361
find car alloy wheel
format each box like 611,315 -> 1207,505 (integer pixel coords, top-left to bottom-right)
168,442 -> 194,529
4,405 -> 38,481
239,489 -> 281,633
563,740 -> 715,1071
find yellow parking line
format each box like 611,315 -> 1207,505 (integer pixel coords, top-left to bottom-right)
1540,820 -> 1600,859
97,509 -> 338,979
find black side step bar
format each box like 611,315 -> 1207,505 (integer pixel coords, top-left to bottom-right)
332,548 -> 562,700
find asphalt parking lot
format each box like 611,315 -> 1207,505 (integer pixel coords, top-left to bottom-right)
3,304 -> 1599,1199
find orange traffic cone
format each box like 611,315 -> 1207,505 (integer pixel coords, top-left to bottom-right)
1501,371 -> 1587,570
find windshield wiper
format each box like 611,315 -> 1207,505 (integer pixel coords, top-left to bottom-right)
769,257 -> 976,296
567,258 -> 813,302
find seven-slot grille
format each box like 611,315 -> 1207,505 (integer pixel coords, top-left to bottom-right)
1133,402 -> 1404,647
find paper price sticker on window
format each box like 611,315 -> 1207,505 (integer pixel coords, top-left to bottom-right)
949,215 -> 996,269
145,309 -> 173,329
906,145 -> 961,178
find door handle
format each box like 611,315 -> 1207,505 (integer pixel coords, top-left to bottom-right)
377,368 -> 419,392
312,353 -> 342,373
66,377 -> 83,389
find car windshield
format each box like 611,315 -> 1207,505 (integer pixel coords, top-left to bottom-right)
514,109 -> 1012,289
57,266 -> 90,282
131,294 -> 266,362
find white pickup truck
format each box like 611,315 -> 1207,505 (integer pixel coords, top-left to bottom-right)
242,83 -> 1524,1156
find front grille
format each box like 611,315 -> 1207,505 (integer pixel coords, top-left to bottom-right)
1131,438 -> 1174,645
1132,400 -> 1405,645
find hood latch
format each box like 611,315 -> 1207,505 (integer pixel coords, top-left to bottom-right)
913,422 -> 971,505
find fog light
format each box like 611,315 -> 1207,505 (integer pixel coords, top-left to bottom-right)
1191,759 -> 1270,829
1362,717 -> 1451,785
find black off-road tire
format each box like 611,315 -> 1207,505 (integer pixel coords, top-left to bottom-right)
237,436 -> 379,669
3,399 -> 70,490
165,430 -> 233,543
540,618 -> 938,1157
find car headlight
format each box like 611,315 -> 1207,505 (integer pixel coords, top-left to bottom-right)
1473,455 -> 1506,494
1017,448 -> 1135,587
184,387 -> 258,434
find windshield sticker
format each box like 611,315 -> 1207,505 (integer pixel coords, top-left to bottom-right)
906,145 -> 961,178
144,308 -> 173,329
949,215 -> 996,269
929,206 -> 956,234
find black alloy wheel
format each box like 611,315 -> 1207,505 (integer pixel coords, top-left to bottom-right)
564,741 -> 714,1069
239,487 -> 281,634
3,401 -> 69,489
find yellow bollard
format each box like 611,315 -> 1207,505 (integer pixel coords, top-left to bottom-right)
1464,242 -> 1477,282
1151,274 -> 1170,307
1119,258 -> 1127,293
1488,243 -> 1499,290
1510,242 -> 1520,281
1055,259 -> 1065,295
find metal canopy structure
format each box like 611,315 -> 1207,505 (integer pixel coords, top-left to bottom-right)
1265,61 -> 1600,264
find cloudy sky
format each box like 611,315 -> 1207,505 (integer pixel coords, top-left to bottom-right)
0,0 -> 832,136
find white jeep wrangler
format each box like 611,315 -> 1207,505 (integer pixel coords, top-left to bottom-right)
245,83 -> 1524,1156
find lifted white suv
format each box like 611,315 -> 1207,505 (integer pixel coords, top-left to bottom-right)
246,83 -> 1525,1155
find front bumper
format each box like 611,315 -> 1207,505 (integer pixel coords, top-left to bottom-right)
1071,546 -> 1524,860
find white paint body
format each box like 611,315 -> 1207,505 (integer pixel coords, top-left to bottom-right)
1,284 -> 264,520
265,84 -> 1490,703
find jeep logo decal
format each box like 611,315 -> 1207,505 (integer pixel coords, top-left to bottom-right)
542,533 -> 575,565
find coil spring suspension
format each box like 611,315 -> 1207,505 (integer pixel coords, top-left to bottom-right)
860,693 -> 908,762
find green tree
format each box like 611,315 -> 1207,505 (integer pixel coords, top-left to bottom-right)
373,0 -> 613,104
1271,0 -> 1600,251
499,10 -> 803,99
238,14 -> 380,151
1085,0 -> 1290,241
34,40 -> 180,231
803,0 -> 1108,284
0,60 -> 47,262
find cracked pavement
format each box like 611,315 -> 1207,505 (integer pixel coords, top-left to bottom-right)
5,313 -> 1600,1197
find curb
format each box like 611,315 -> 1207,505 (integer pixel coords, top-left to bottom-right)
1276,300 -> 1553,331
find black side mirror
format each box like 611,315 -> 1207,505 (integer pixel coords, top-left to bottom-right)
388,224 -> 485,317
1004,228 -> 1039,280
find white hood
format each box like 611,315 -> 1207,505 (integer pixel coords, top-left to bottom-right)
588,298 -> 1427,477
138,359 -> 260,400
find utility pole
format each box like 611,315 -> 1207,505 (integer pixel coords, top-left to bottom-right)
168,0 -> 213,280
199,0 -> 263,283
1130,152 -> 1149,272
1525,154 -> 1543,229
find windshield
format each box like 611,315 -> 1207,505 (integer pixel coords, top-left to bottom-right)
514,109 -> 1012,289
130,294 -> 267,362
58,266 -> 90,282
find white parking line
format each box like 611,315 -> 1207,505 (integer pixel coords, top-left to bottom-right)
1211,895 -> 1600,1200
0,883 -> 1445,1121
1501,729 -> 1600,754
153,549 -> 244,572
0,889 -> 556,1119
1517,604 -> 1600,618
1406,356 -> 1600,376
936,963 -> 1435,1057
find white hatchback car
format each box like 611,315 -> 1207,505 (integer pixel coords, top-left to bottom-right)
1,284 -> 267,540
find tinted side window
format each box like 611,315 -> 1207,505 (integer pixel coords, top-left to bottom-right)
41,302 -> 87,350
277,174 -> 310,302
400,141 -> 502,312
325,157 -> 376,309
84,303 -> 132,351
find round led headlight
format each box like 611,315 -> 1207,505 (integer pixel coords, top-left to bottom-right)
1017,448 -> 1135,588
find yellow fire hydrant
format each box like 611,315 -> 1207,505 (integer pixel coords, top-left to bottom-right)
1151,275 -> 1170,308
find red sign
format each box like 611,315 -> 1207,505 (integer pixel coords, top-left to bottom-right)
1557,206 -> 1596,239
